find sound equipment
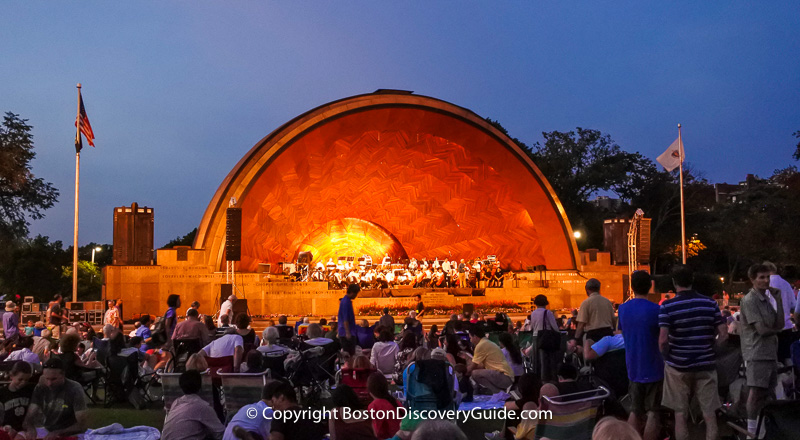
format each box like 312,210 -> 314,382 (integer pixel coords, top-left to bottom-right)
87,311 -> 103,325
69,311 -> 86,322
232,299 -> 248,316
22,304 -> 33,313
220,284 -> 233,304
462,303 -> 474,316
225,208 -> 242,261
297,252 -> 313,264
113,202 -> 154,265
67,302 -> 84,311
23,297 -> 33,304
86,301 -> 104,311
603,218 -> 629,265
22,313 -> 41,323
257,263 -> 271,274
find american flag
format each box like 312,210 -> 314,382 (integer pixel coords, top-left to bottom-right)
74,91 -> 95,152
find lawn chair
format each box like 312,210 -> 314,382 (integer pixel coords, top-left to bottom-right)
206,355 -> 234,378
160,368 -> 213,412
726,400 -> 800,440
534,386 -> 610,440
167,338 -> 203,373
217,369 -> 271,423
261,350 -> 288,379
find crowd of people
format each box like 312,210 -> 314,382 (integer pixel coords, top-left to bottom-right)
307,255 -> 511,289
0,261 -> 796,440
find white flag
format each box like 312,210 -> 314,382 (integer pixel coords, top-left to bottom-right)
657,136 -> 684,172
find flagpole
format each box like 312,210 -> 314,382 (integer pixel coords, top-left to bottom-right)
678,123 -> 686,264
72,84 -> 82,303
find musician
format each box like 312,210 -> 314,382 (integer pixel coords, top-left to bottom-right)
311,268 -> 325,281
433,258 -> 441,270
315,261 -> 325,271
347,269 -> 359,285
326,258 -> 336,272
422,267 -> 432,288
458,259 -> 467,289
489,261 -> 502,287
333,269 -> 344,289
442,259 -> 451,272
434,268 -> 446,288
414,269 -> 424,288
382,253 -> 392,267
408,258 -> 418,271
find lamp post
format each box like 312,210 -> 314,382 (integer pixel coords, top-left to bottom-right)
91,246 -> 102,264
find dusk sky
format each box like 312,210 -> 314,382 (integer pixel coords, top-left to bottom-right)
2,2 -> 798,248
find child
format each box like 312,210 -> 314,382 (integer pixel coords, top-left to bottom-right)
23,321 -> 34,337
32,321 -> 44,337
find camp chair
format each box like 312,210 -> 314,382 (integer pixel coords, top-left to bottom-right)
217,369 -> 271,423
404,359 -> 456,411
534,386 -> 610,440
338,367 -> 376,404
167,338 -> 203,373
160,368 -> 213,412
206,355 -> 234,378
261,350 -> 288,378
726,400 -> 800,440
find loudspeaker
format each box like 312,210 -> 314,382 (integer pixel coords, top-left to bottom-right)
638,218 -> 651,264
220,284 -> 233,305
225,208 -> 242,261
232,299 -> 248,315
297,251 -> 313,264
463,303 -> 474,316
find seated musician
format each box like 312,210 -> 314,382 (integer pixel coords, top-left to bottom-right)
382,253 -> 392,267
422,268 -> 432,287
434,268 -> 447,288
326,258 -> 335,272
315,261 -> 325,271
385,270 -> 396,288
408,258 -> 418,271
311,269 -> 324,281
433,258 -> 441,270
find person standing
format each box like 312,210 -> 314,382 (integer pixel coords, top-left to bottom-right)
618,270 -> 663,440
529,294 -> 560,382
458,259 -> 467,288
575,278 -> 615,344
338,284 -> 360,352
218,294 -> 236,327
104,300 -> 122,328
378,307 -> 395,331
2,301 -> 19,343
659,265 -> 727,440
740,263 -> 784,438
763,261 -> 796,364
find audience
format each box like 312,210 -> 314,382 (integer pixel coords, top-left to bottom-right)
328,385 -> 376,440
268,382 -> 327,440
0,362 -> 35,438
467,326 -> 513,394
222,380 -> 283,440
173,308 -> 211,346
21,357 -> 87,439
367,372 -> 402,439
370,328 -> 399,376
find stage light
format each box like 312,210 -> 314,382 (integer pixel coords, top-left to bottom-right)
573,231 -> 582,239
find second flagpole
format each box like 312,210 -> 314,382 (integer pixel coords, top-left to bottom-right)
72,84 -> 82,303
678,123 -> 686,264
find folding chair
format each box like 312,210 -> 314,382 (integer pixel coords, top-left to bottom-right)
534,386 -> 610,440
160,368 -> 213,412
167,338 -> 203,373
727,400 -> 800,440
404,359 -> 456,411
262,351 -> 288,379
217,369 -> 271,423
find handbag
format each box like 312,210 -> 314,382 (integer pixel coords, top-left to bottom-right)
536,309 -> 561,352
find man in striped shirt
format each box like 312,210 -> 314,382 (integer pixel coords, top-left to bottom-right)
658,265 -> 727,440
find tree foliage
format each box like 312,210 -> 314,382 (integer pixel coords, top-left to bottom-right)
0,235 -> 69,302
163,227 -> 197,248
0,113 -> 59,243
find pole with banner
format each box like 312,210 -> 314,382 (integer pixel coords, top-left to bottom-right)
72,84 -> 82,302
677,124 -> 686,264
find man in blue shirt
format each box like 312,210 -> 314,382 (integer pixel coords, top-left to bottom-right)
659,265 -> 727,440
618,270 -> 663,440
337,283 -> 360,352
222,380 -> 283,440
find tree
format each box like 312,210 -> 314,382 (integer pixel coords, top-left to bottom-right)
0,235 -> 69,303
793,130 -> 800,161
61,260 -> 102,300
0,113 -> 59,244
163,227 -> 197,248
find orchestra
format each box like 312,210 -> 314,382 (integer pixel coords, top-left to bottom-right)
290,254 -> 513,290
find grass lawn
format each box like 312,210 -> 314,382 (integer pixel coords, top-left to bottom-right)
86,404 -> 165,431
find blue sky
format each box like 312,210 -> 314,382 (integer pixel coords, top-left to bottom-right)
2,2 -> 798,247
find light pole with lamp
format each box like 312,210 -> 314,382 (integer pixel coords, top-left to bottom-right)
91,246 -> 102,264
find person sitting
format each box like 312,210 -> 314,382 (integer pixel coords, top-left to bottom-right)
393,332 -> 418,385
31,328 -> 52,363
298,323 -> 332,348
162,370 -> 225,440
6,336 -> 40,365
539,363 -> 593,400
379,308 -> 395,332
233,313 -> 259,351
370,328 -> 399,377
354,319 -> 376,350
222,381 -> 283,440
257,326 -> 290,355
21,357 -> 87,440
199,328 -> 244,372
173,308 -> 211,346
184,353 -> 209,372
367,372 -> 402,439
404,311 -> 423,340
0,362 -> 35,439
498,332 -> 524,381
215,314 -> 231,338
57,332 -> 102,397
328,385 -> 377,440
269,382 -> 327,440
592,416 -> 642,440
240,351 -> 266,373
485,372 -> 542,440
467,326 -> 514,394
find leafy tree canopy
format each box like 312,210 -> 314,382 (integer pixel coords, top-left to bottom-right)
163,227 -> 197,248
0,113 -> 59,243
